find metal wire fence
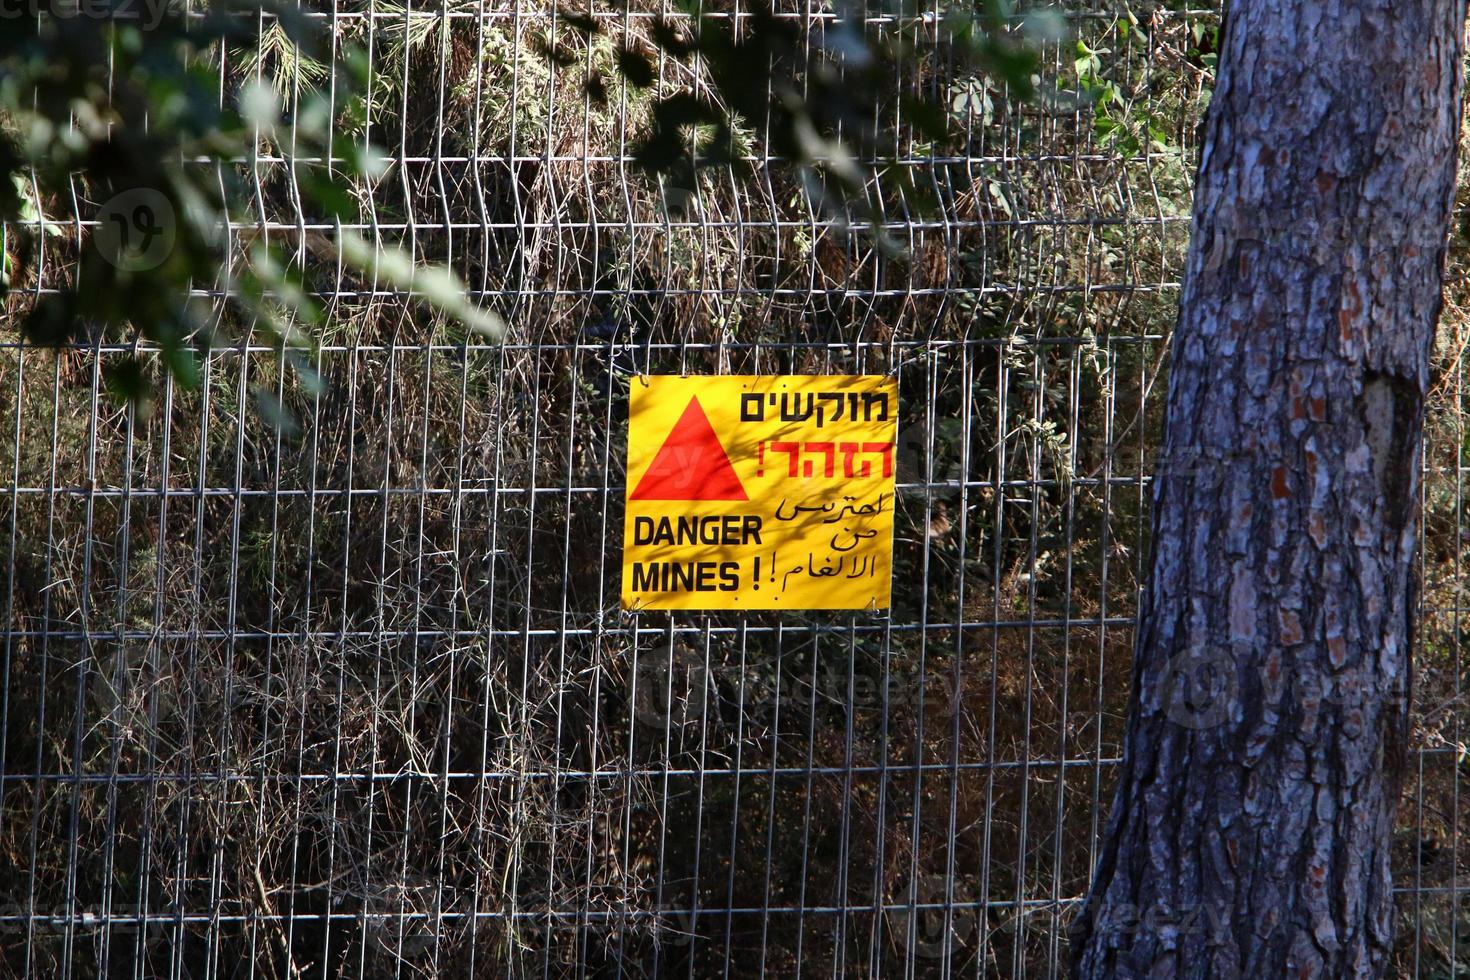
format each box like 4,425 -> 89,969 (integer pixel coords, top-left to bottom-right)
1,1 -> 1466,976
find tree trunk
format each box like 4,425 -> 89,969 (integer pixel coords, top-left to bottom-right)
1069,3 -> 1466,977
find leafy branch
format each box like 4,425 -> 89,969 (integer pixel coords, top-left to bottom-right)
0,0 -> 500,416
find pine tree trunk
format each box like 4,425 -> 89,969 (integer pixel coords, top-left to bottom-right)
1069,3 -> 1466,976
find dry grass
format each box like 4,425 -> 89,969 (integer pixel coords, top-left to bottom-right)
1,2 -> 1466,976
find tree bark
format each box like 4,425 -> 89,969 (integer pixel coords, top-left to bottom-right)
1069,3 -> 1466,977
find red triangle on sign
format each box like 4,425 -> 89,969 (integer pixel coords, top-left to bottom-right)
631,396 -> 748,501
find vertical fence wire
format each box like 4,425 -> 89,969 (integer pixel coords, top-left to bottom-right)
0,1 -> 1466,977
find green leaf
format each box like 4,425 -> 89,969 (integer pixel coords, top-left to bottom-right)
254,387 -> 302,439
299,166 -> 358,222
104,356 -> 152,410
650,19 -> 692,58
161,338 -> 201,390
616,45 -> 656,88
561,9 -> 600,36
900,94 -> 949,143
336,230 -> 506,340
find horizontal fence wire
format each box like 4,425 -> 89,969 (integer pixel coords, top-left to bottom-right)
1,1 -> 1466,977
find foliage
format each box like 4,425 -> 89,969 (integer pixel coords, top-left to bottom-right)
0,0 -> 500,416
2,0 -> 1057,412
566,0 -> 1045,240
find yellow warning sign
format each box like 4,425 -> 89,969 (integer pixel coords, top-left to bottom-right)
622,375 -> 897,611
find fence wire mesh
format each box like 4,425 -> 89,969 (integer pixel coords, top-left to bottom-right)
1,1 -> 1467,976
